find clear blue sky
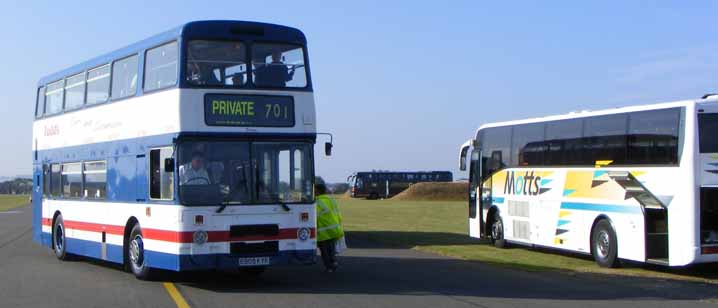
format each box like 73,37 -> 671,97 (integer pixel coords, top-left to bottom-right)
1,1 -> 717,182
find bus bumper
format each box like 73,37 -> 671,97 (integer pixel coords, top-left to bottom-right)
147,249 -> 317,271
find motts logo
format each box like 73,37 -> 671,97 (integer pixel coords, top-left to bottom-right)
503,171 -> 549,196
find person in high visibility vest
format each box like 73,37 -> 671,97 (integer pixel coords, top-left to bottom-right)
315,180 -> 344,272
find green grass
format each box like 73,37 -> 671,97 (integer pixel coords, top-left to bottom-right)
338,196 -> 718,284
0,195 -> 29,212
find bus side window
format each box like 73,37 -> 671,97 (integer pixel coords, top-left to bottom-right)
42,164 -> 51,197
50,164 -> 62,197
150,148 -> 174,200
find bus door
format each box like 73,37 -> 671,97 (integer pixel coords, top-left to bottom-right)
468,149 -> 484,238
32,164 -> 44,242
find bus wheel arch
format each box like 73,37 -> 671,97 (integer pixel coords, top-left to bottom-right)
123,217 -> 139,272
590,215 -> 621,268
486,207 -> 506,248
485,206 -> 499,236
51,211 -> 62,250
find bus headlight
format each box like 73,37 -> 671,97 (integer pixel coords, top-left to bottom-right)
193,230 -> 208,245
297,228 -> 310,241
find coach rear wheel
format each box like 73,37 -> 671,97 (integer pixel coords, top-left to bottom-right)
53,215 -> 70,260
128,224 -> 152,280
490,214 -> 506,249
591,219 -> 620,268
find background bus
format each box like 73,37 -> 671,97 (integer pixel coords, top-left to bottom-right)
31,20 -> 327,279
347,171 -> 452,199
459,96 -> 718,267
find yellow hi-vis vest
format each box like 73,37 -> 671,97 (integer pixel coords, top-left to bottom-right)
316,195 -> 344,242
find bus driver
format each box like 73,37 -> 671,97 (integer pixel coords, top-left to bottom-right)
179,151 -> 211,185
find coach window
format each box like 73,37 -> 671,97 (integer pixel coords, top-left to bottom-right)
86,65 -> 110,105
84,161 -> 107,199
511,123 -> 546,166
583,114 -> 628,165
50,164 -> 62,197
545,119 -> 583,166
64,73 -> 86,111
111,55 -> 139,100
627,108 -> 680,164
144,41 -> 178,91
480,126 -> 511,178
35,87 -> 45,118
252,43 -> 307,88
61,163 -> 83,198
150,148 -> 174,200
45,80 -> 64,115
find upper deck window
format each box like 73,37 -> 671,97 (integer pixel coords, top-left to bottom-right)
35,87 -> 45,118
45,80 -> 64,115
251,43 -> 307,88
145,41 -> 178,91
86,65 -> 110,105
186,40 -> 247,87
64,72 -> 86,111
111,55 -> 139,100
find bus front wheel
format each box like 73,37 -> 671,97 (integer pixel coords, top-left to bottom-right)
53,214 -> 70,260
128,224 -> 153,280
490,214 -> 506,249
591,219 -> 620,268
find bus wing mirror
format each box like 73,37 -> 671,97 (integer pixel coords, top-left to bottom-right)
164,158 -> 175,173
325,142 -> 333,156
459,140 -> 471,171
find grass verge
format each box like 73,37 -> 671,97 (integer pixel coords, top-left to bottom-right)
337,196 -> 718,284
0,195 -> 29,212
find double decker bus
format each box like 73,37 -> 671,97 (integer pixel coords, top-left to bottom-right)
347,171 -> 452,199
31,21 -> 328,279
458,96 -> 718,267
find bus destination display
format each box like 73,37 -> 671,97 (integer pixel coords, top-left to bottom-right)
204,94 -> 295,127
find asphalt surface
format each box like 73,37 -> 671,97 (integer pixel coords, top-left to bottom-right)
1,204 -> 716,308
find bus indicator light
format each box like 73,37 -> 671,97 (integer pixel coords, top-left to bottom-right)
301,212 -> 309,222
194,215 -> 204,225
145,207 -> 151,217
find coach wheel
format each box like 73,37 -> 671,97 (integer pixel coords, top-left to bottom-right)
369,193 -> 379,200
53,214 -> 69,260
128,224 -> 152,280
490,214 -> 506,249
591,219 -> 620,268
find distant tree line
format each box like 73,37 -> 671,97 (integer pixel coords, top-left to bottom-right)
0,178 -> 33,195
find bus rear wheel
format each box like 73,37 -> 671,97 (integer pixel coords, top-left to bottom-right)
128,223 -> 153,280
490,214 -> 506,249
591,219 -> 620,268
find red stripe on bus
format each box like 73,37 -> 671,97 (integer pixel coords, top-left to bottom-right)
41,218 -> 314,243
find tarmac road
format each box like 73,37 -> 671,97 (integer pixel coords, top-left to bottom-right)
1,204 -> 716,308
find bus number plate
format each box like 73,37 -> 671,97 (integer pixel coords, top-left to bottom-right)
238,257 -> 271,266
205,94 -> 295,127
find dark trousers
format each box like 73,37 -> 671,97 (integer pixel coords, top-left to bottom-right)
318,239 -> 338,270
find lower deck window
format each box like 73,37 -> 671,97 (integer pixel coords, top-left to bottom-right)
83,161 -> 107,199
61,163 -> 83,198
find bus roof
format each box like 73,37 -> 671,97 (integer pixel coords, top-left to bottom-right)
38,20 -> 307,86
473,98 -> 704,138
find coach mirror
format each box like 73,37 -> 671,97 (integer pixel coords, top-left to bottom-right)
164,158 -> 175,173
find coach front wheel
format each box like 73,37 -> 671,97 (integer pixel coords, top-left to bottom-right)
591,219 -> 621,268
53,214 -> 70,260
490,214 -> 506,249
128,224 -> 153,280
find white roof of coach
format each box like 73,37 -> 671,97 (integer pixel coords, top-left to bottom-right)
473,98 -> 700,136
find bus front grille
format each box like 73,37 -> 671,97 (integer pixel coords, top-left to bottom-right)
230,241 -> 279,256
230,224 -> 279,238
